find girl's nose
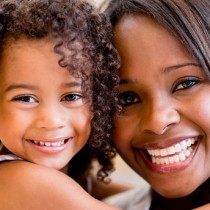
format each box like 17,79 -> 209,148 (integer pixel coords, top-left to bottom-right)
141,100 -> 180,135
34,104 -> 66,130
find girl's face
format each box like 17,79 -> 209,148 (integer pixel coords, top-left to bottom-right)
0,38 -> 92,173
113,15 -> 210,198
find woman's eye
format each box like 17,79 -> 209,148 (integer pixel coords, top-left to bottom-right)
119,91 -> 141,106
174,78 -> 200,92
12,95 -> 37,103
62,93 -> 82,101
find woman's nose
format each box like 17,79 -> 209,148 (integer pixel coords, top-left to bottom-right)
141,99 -> 180,135
34,103 -> 66,130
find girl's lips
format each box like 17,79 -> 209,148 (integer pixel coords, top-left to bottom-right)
27,138 -> 72,154
30,139 -> 69,147
138,136 -> 201,173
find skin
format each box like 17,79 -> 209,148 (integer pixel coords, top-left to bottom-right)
0,161 -> 120,210
113,14 -> 210,199
0,38 -> 92,173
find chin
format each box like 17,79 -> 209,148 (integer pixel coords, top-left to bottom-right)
153,183 -> 198,198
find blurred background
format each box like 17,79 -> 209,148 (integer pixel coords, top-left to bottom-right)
87,0 -> 111,11
110,155 -> 148,187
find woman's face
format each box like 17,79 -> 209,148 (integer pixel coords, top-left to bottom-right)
113,15 -> 210,198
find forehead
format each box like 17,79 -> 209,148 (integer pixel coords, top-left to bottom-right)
113,14 -> 195,77
0,37 -> 84,93
113,14 -> 177,53
0,38 -> 64,79
2,37 -> 54,56
1,38 -> 58,69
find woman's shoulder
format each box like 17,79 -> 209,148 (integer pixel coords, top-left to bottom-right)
0,161 -> 119,210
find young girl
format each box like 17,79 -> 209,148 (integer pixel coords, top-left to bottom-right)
105,0 -> 210,209
0,0 -> 122,209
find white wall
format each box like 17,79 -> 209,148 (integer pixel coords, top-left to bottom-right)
87,0 -> 110,11
110,155 -> 148,187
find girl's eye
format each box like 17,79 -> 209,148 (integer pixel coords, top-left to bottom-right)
119,91 -> 141,106
173,78 -> 200,92
12,95 -> 37,103
62,93 -> 82,101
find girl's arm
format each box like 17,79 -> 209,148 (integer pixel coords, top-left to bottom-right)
0,161 -> 120,210
91,176 -> 134,199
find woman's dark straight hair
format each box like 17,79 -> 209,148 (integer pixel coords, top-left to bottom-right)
106,0 -> 210,79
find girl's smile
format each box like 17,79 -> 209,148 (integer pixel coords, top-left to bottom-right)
27,137 -> 72,154
0,38 -> 92,171
113,14 -> 210,198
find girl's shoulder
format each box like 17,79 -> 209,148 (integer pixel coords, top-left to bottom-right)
0,161 -> 72,209
0,161 -> 119,210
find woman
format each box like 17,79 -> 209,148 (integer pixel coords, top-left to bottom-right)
105,0 -> 210,209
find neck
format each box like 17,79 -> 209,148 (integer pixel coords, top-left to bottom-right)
150,178 -> 210,210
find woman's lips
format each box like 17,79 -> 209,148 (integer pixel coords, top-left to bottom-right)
148,138 -> 196,165
138,136 -> 200,172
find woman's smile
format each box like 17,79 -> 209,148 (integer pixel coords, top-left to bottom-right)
138,136 -> 200,173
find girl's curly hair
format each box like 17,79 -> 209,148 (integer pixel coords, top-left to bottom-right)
0,0 -> 120,188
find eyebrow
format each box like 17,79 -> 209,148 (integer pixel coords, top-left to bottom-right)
61,81 -> 82,88
5,82 -> 82,92
163,62 -> 201,73
119,62 -> 201,85
5,84 -> 37,92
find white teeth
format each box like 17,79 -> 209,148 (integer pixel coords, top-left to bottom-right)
32,139 -> 66,147
180,141 -> 187,150
164,157 -> 169,164
154,150 -> 160,156
51,142 -> 59,147
45,142 -> 51,147
186,139 -> 192,146
184,149 -> 191,157
167,146 -> 176,155
160,158 -> 165,165
174,155 -> 179,163
40,141 -> 45,146
169,156 -> 174,164
147,138 -> 196,157
174,144 -> 182,153
147,138 -> 197,165
179,153 -> 186,161
160,149 -> 167,156
152,148 -> 193,165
